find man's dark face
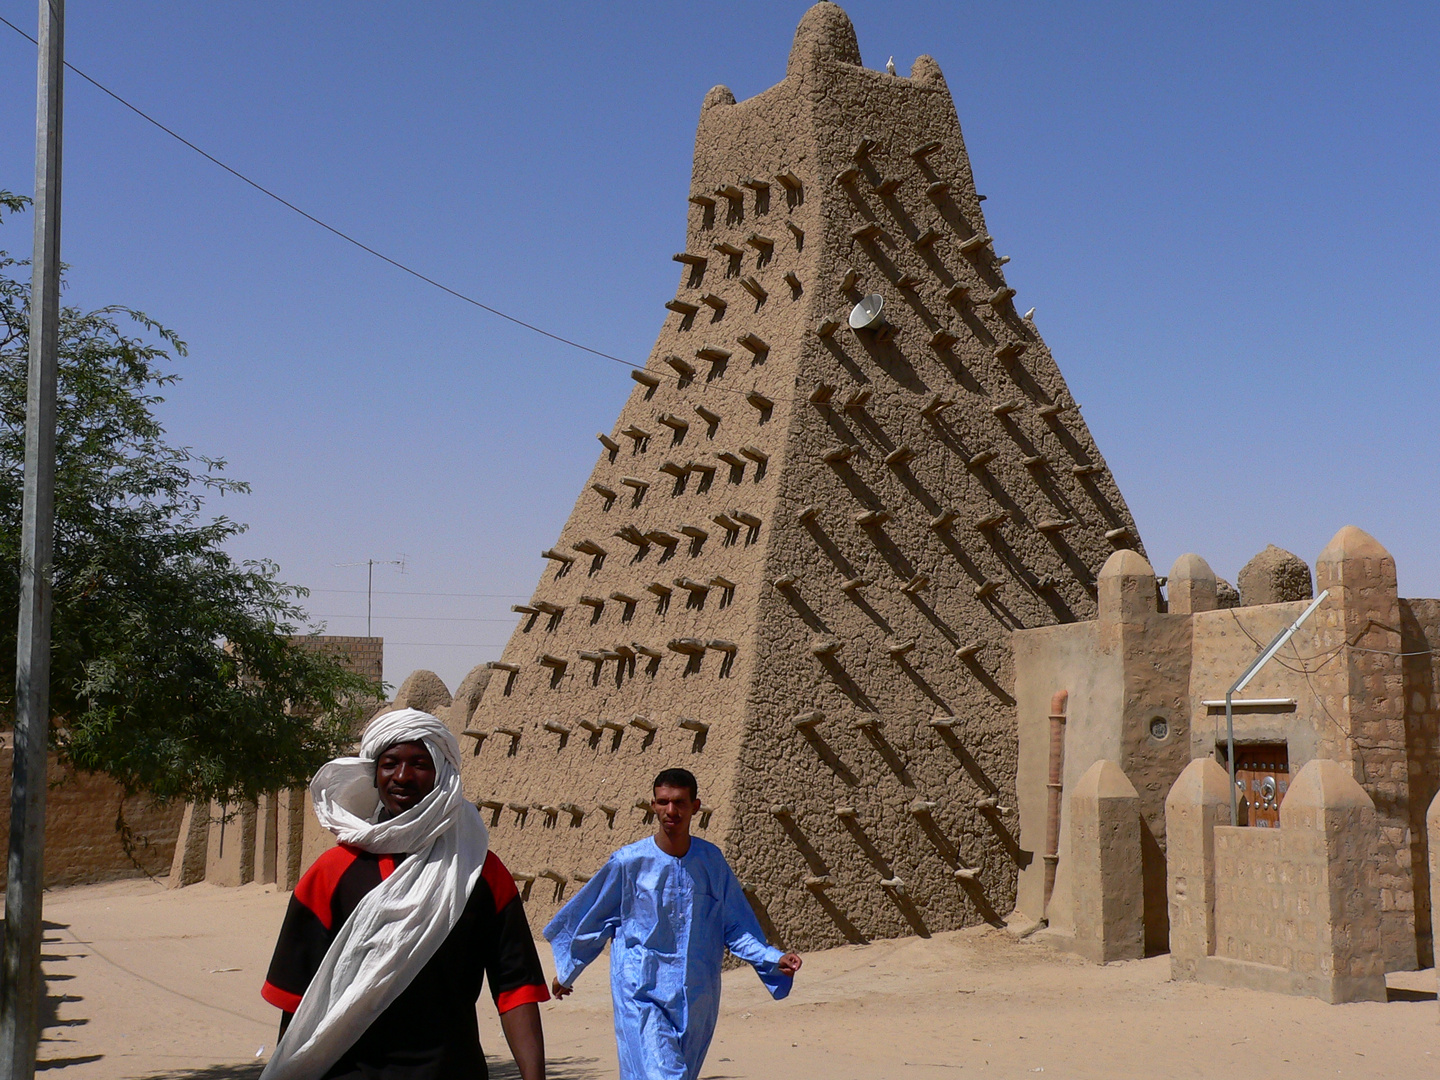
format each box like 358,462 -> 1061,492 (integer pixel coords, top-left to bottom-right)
651,783 -> 698,836
376,741 -> 437,815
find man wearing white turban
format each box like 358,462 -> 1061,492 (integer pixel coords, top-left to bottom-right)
259,708 -> 549,1080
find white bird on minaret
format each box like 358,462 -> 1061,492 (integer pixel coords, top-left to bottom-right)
886,55 -> 897,76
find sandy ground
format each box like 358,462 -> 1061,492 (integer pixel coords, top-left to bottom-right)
28,876 -> 1440,1080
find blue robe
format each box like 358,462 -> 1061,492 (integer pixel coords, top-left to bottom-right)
544,836 -> 790,1080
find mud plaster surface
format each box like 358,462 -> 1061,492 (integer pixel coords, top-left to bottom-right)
463,3 -> 1142,952
33,878 -> 1440,1080
1236,544 -> 1314,606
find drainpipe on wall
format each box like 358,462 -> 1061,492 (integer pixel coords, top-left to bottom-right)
1042,689 -> 1068,918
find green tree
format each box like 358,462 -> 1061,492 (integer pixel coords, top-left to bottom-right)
0,191 -> 379,806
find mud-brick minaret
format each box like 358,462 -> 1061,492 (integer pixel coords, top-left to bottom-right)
465,3 -> 1143,949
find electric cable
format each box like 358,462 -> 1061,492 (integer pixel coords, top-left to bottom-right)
0,14 -> 807,408
0,12 -> 644,375
1225,608 -> 1394,753
312,614 -> 517,623
376,642 -> 499,648
307,588 -> 529,599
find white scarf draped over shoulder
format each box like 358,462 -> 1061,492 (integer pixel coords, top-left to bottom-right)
261,708 -> 489,1080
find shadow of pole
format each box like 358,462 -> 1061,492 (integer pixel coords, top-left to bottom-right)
838,816 -> 892,876
931,727 -> 999,796
798,729 -> 859,785
780,586 -> 833,633
955,874 -> 1005,927
910,810 -> 959,866
903,593 -> 959,647
818,657 -> 875,711
846,590 -> 894,635
740,884 -> 787,950
958,652 -> 1016,705
977,805 -> 1028,867
893,658 -> 951,711
36,920 -> 96,1071
858,723 -> 914,786
882,883 -> 931,938
810,888 -> 868,945
775,816 -> 831,877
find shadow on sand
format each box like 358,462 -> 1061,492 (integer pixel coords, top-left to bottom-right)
29,919 -> 98,1072
124,1069 -> 264,1080
487,1056 -> 605,1080
1387,986 -> 1438,1003
120,1057 -> 604,1080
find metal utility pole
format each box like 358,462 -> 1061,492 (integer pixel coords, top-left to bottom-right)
2,2 -> 64,1076
1223,589 -> 1328,826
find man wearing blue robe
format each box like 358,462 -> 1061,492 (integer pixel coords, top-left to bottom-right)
545,768 -> 802,1080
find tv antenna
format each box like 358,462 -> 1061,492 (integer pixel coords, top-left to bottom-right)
334,556 -> 408,636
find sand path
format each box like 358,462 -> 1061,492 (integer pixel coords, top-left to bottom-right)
29,877 -> 1440,1080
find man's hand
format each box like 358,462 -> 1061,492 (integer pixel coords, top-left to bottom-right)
778,952 -> 802,977
550,976 -> 573,999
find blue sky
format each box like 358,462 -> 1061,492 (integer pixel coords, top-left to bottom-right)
1,2 -> 1436,691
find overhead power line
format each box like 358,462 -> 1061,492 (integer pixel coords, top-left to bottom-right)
313,614 -> 516,623
307,588 -> 529,599
0,13 -> 641,374
386,642 -> 498,648
0,15 -> 804,413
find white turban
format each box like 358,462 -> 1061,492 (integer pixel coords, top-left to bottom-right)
261,708 -> 490,1080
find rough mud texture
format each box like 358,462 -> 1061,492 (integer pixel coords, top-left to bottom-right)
1214,575 -> 1240,609
1169,757 -> 1388,1003
1401,598 -> 1440,966
388,668 -> 454,718
1237,544 -> 1314,606
464,3 -> 1141,950
1014,551 -> 1186,958
1019,527 -> 1434,973
0,742 -> 182,888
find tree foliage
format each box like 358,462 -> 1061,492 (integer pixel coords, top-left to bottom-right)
0,192 -> 379,805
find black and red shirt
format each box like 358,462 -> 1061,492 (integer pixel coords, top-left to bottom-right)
262,844 -> 549,1080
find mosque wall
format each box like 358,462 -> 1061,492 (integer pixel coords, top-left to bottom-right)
460,3 -> 1142,950
1017,528 -> 1435,977
1186,600 -> 1321,763
0,738 -> 183,889
1013,620 -> 1116,929
1015,552 -> 1185,953
289,635 -> 384,689
1399,599 -> 1440,965
1168,757 -> 1388,1004
265,9 -> 1434,995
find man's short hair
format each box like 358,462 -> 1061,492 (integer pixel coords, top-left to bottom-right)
653,768 -> 699,800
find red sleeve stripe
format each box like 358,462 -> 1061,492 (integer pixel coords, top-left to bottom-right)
292,845 -> 361,931
481,851 -> 519,910
496,983 -> 550,1013
261,981 -> 303,1013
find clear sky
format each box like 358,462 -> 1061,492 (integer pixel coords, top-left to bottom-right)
1,2 -> 1436,692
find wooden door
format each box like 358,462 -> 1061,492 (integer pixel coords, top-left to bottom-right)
1234,743 -> 1289,828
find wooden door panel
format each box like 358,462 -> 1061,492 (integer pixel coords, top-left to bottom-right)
1234,743 -> 1289,828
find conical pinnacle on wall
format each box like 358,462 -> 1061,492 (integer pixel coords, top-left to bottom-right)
464,2 -> 1143,950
